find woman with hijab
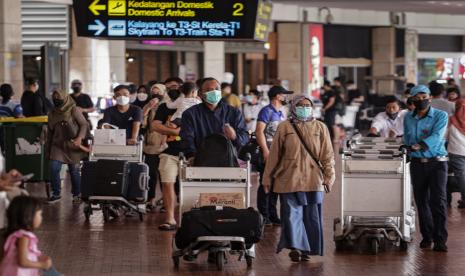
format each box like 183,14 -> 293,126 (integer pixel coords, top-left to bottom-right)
142,83 -> 168,210
133,85 -> 149,109
262,95 -> 335,262
448,99 -> 465,208
46,90 -> 88,203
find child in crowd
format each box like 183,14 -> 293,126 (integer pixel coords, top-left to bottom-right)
166,82 -> 201,127
0,196 -> 60,275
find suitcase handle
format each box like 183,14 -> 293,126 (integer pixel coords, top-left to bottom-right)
138,172 -> 149,190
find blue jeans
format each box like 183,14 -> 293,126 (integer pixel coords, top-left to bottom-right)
49,160 -> 81,197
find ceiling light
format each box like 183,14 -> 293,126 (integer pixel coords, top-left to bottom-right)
35,56 -> 42,61
127,57 -> 135,63
264,43 -> 270,50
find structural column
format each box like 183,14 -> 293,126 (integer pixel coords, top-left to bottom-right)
0,0 -> 23,98
277,23 -> 309,94
109,41 -> 126,86
69,10 -> 111,97
203,41 -> 225,81
372,27 -> 396,95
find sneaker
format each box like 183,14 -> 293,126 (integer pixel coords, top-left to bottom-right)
263,218 -> 272,226
420,239 -> 433,249
72,196 -> 82,204
433,242 -> 448,252
47,195 -> 62,203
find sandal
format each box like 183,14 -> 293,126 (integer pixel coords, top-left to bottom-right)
288,250 -> 301,262
158,222 -> 177,231
301,254 -> 310,261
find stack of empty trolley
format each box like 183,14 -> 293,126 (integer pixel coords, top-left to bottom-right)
334,135 -> 416,254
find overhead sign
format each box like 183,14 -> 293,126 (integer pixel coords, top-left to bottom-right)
72,0 -> 273,41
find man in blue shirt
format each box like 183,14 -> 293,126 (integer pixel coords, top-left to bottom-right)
256,86 -> 293,226
404,85 -> 449,252
180,77 -> 248,158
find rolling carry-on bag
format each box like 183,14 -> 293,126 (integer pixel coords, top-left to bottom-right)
126,162 -> 150,202
93,159 -> 129,197
175,206 -> 264,249
81,161 -> 97,199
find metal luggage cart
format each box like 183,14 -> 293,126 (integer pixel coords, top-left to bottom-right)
172,155 -> 255,271
334,137 -> 416,254
83,142 -> 147,222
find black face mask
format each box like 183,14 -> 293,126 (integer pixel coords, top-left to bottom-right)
53,98 -> 64,108
71,86 -> 81,93
413,99 -> 430,111
387,112 -> 399,120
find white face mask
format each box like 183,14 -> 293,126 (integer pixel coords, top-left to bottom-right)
116,96 -> 130,106
129,94 -> 137,103
137,93 -> 148,102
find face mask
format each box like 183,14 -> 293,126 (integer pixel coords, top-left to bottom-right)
413,99 -> 430,111
295,106 -> 313,120
246,95 -> 254,103
71,86 -> 81,93
116,96 -> 130,106
387,112 -> 399,120
53,98 -> 64,108
137,93 -> 148,102
204,90 -> 222,105
129,94 -> 137,103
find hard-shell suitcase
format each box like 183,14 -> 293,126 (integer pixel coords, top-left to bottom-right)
93,159 -> 129,197
126,162 -> 149,202
81,161 -> 97,199
175,206 -> 264,249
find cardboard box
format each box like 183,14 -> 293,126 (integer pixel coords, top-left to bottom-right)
93,129 -> 126,145
199,193 -> 245,209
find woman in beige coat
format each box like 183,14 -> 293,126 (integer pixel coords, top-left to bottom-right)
263,95 -> 335,262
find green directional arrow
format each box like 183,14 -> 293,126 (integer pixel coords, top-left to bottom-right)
89,0 -> 106,16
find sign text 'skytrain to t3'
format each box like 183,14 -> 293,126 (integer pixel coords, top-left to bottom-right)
72,0 -> 273,41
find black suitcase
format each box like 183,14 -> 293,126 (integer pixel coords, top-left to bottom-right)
126,162 -> 149,202
175,206 -> 264,249
81,161 -> 97,199
93,160 -> 129,197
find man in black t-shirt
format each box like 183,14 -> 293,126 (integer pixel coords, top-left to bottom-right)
101,85 -> 143,144
70,79 -> 95,121
152,92 -> 182,231
21,78 -> 51,117
321,80 -> 338,141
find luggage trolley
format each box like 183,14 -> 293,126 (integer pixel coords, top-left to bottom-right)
83,142 -> 148,222
172,155 -> 255,270
334,136 -> 416,254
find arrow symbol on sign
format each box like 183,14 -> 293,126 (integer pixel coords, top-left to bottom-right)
89,0 -> 106,16
88,19 -> 105,36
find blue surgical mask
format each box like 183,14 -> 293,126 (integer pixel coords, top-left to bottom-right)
246,95 -> 254,103
204,90 -> 222,105
295,106 -> 313,120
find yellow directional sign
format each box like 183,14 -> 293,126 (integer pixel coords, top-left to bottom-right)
88,0 -> 106,16
108,0 -> 126,16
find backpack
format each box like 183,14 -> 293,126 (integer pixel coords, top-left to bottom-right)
193,133 -> 239,167
143,109 -> 168,154
238,133 -> 263,169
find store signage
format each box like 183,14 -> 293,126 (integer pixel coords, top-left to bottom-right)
308,24 -> 323,99
72,0 -> 273,41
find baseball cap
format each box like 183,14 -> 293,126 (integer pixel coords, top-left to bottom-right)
71,79 -> 82,86
268,86 -> 293,99
410,85 -> 430,97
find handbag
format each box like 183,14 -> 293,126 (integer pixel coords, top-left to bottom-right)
290,122 -> 330,193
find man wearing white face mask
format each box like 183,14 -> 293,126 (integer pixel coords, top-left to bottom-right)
101,85 -> 143,145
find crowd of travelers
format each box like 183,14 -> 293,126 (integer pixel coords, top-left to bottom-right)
0,74 -> 464,273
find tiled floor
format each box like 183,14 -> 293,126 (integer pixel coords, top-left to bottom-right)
25,165 -> 465,276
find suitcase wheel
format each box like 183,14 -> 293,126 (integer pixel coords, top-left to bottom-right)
216,252 -> 225,271
83,205 -> 92,220
245,256 -> 253,268
172,256 -> 180,269
370,239 -> 379,255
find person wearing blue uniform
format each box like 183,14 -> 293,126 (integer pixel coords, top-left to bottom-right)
403,85 -> 449,252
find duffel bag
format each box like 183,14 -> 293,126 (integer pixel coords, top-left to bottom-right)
175,206 -> 264,249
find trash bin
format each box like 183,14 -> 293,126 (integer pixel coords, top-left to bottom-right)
0,116 -> 49,183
